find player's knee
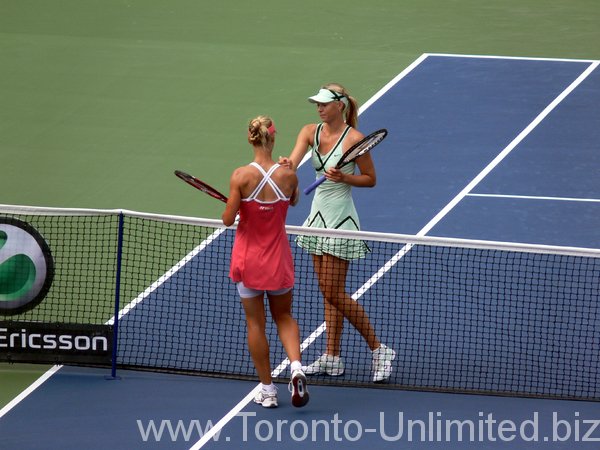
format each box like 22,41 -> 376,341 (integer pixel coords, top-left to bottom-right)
322,290 -> 344,307
272,311 -> 293,326
246,317 -> 266,333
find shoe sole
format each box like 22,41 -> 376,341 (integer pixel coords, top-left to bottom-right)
291,373 -> 309,408
373,374 -> 391,383
304,370 -> 345,377
254,398 -> 278,408
304,365 -> 345,377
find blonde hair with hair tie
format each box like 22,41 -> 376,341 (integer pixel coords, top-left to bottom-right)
248,115 -> 275,148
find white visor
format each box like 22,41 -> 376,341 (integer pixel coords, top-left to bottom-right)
308,88 -> 348,106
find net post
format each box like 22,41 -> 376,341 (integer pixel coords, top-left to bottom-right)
107,211 -> 124,380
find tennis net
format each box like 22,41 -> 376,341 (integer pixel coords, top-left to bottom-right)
1,204 -> 599,401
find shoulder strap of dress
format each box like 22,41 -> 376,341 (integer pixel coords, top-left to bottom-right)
246,162 -> 288,201
314,123 -> 324,148
338,125 -> 352,147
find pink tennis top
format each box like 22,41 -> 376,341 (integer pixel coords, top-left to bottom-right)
229,162 -> 294,291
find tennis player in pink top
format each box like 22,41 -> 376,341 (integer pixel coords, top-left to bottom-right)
222,115 -> 308,408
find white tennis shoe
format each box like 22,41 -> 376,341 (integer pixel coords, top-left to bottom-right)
288,369 -> 310,407
372,344 -> 396,382
303,354 -> 345,376
254,388 -> 278,408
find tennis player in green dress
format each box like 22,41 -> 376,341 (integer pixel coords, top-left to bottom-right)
281,83 -> 396,382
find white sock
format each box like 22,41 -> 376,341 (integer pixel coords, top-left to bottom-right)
290,360 -> 302,372
261,383 -> 277,394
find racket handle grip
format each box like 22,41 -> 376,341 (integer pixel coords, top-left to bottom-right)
304,175 -> 326,195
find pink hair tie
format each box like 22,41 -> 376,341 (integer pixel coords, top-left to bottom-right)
267,123 -> 276,136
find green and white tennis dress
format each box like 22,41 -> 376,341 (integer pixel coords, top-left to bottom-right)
296,123 -> 370,260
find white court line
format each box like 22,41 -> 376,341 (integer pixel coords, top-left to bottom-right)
0,365 -> 62,419
468,193 -> 600,203
352,60 -> 599,296
425,52 -> 600,64
106,225 -> 228,324
360,53 -> 430,112
298,53 -> 430,167
0,53 -> 594,441
0,225 -> 232,418
189,55 -> 599,449
189,53 -> 439,450
415,60 -> 598,238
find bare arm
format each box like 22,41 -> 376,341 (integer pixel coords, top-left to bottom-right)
288,172 -> 300,206
279,124 -> 315,171
290,185 -> 300,206
221,169 -> 243,226
275,166 -> 300,207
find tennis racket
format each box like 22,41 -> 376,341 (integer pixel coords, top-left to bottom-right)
303,128 -> 388,195
174,170 -> 228,203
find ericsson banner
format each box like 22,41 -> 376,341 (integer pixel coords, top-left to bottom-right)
0,321 -> 113,365
0,217 -> 114,366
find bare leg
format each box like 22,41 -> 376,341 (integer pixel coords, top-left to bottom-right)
323,291 -> 345,355
269,290 -> 310,407
241,294 -> 272,385
267,289 -> 301,363
314,253 -> 380,351
313,255 -> 345,355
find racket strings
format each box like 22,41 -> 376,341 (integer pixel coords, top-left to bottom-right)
342,132 -> 386,164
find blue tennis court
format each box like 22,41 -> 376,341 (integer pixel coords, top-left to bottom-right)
1,54 -> 599,449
